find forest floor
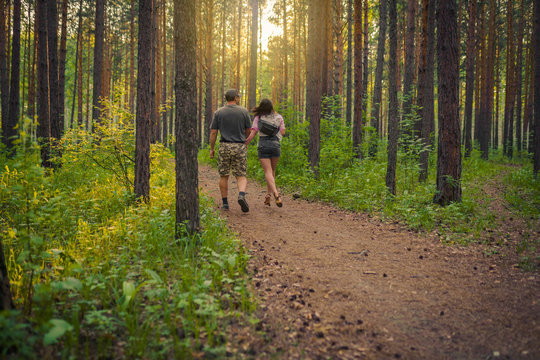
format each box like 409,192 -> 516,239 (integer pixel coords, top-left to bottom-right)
198,164 -> 540,359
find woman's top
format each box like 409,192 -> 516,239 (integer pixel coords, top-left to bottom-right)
252,113 -> 286,141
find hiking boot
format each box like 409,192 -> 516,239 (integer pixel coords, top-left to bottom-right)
275,193 -> 283,208
264,194 -> 271,206
238,194 -> 250,213
222,203 -> 229,211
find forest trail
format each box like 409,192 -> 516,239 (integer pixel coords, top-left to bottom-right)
198,164 -> 540,359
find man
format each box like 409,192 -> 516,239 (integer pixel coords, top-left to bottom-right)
210,89 -> 252,212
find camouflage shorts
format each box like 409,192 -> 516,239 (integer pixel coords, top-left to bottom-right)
218,143 -> 247,177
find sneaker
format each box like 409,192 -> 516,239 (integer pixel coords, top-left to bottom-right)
238,194 -> 250,213
275,193 -> 283,208
264,194 -> 271,206
222,203 -> 229,211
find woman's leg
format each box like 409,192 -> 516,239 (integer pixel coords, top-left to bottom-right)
270,157 -> 280,184
259,158 -> 279,196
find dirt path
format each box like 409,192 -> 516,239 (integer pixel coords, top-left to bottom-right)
198,165 -> 540,359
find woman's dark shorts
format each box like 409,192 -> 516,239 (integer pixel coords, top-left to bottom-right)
258,136 -> 281,159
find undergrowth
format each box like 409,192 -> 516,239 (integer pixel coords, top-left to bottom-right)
200,98 -> 539,250
1,125 -> 254,359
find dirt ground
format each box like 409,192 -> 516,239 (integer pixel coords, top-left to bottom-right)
198,164 -> 540,359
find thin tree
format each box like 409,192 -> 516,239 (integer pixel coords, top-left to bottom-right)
58,0 -> 68,130
463,0 -> 476,157
503,0 -> 516,158
0,238 -> 14,310
174,0 -> 200,234
362,0 -> 368,111
134,0 -> 153,201
515,0 -> 526,153
36,0 -> 51,165
417,0 -> 436,181
307,0 -> 324,176
69,0 -> 84,128
0,0 -> 9,132
92,0 -> 105,124
129,0 -> 135,112
346,0 -> 353,126
386,0 -> 399,195
352,0 -> 363,157
370,0 -> 387,154
434,0 -> 462,205
402,0 -> 417,135
249,0 -> 258,112
162,0 -> 168,145
5,0 -> 21,150
534,0 -> 540,175
204,0 -> 214,145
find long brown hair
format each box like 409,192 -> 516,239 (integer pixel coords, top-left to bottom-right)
251,98 -> 274,117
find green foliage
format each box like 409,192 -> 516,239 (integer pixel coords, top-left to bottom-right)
0,126 -> 253,358
201,99 -> 539,249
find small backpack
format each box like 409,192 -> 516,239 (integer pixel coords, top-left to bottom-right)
258,116 -> 280,136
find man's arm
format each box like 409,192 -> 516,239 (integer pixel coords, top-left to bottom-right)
209,130 -> 218,159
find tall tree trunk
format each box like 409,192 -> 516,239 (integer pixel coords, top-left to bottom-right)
386,0 -> 399,195
0,239 -> 14,310
92,0 -> 105,124
249,0 -> 258,111
478,0 -> 495,159
282,0 -> 289,102
534,0 -> 540,175
463,0 -> 476,156
515,0 -> 526,153
503,0 -> 515,158
402,0 -> 417,134
162,0 -> 168,145
204,0 -> 214,145
474,0 -> 485,144
418,0 -> 436,181
129,0 -> 135,113
524,41 -> 533,152
174,0 -> 199,234
494,41 -> 500,149
36,0 -> 51,166
0,0 -> 9,131
135,0 -> 152,201
370,0 -> 387,155
346,0 -> 353,126
150,0 -> 158,142
236,0 -> 241,90
27,16 -> 36,122
434,0 -> 461,205
47,0 -> 60,140
70,0 -> 83,128
352,0 -> 363,157
307,0 -> 324,175
5,0 -> 21,149
362,0 -> 369,111
58,0 -> 68,132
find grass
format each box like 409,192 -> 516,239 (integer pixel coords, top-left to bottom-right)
0,128 -> 255,359
200,107 -> 539,251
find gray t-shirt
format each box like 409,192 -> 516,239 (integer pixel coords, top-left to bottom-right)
210,104 -> 252,143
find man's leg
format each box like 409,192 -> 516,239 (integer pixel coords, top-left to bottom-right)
219,176 -> 229,198
236,176 -> 247,193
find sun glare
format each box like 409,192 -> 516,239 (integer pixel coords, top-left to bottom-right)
260,0 -> 282,52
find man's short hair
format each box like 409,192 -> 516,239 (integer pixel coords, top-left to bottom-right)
225,89 -> 240,102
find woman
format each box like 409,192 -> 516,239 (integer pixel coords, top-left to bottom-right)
245,99 -> 286,207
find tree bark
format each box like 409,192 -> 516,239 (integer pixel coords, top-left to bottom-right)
402,0 -> 417,134
249,0 -> 258,111
386,0 -> 399,195
434,0 -> 462,205
5,0 -> 21,149
370,0 -> 387,155
352,0 -> 363,157
0,0 -> 9,132
174,0 -> 200,234
346,0 -> 353,126
135,0 -> 153,201
129,0 -> 135,113
0,239 -> 14,310
204,0 -> 214,145
362,0 -> 369,111
70,0 -> 83,128
36,0 -> 51,166
58,0 -> 68,132
503,0 -> 515,158
162,0 -> 168,145
307,0 -> 324,175
515,0 -> 526,153
463,0 -> 476,157
534,0 -> 540,175
92,0 -> 105,124
418,0 -> 436,181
